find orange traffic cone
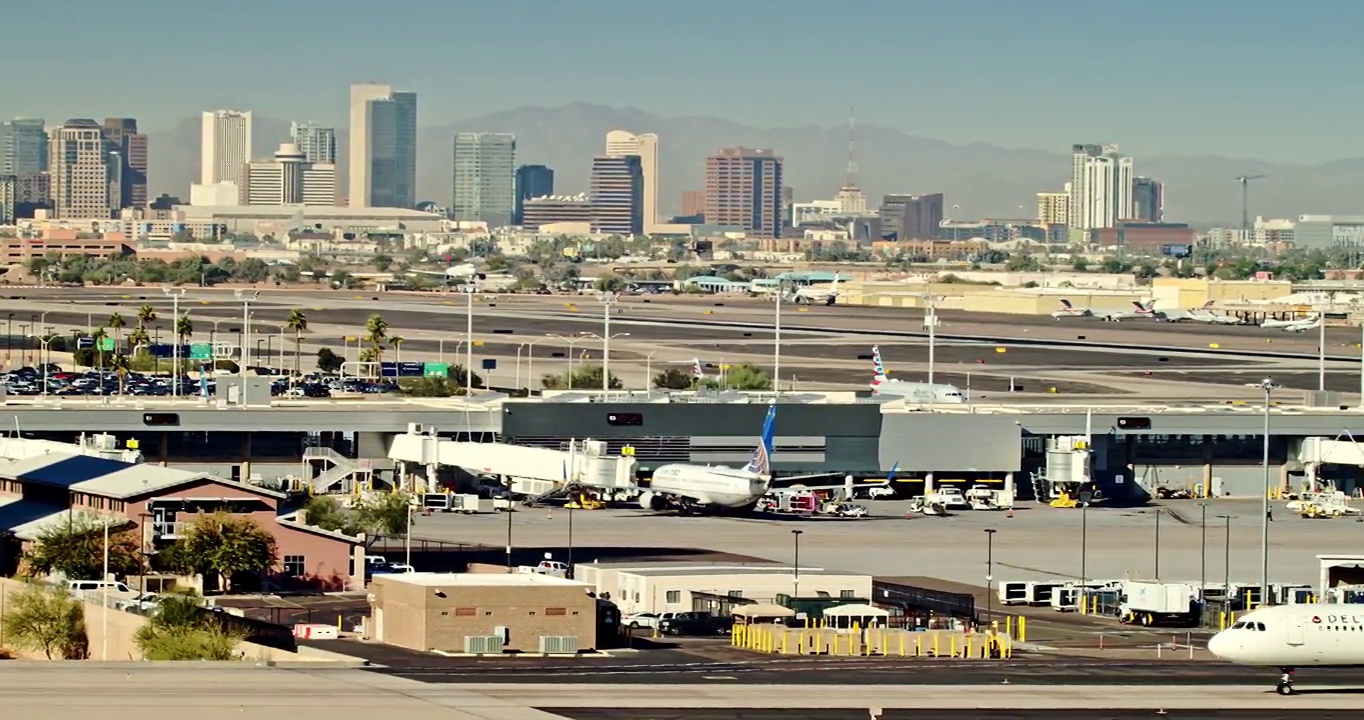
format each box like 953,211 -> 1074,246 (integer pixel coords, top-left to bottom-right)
1006,509 -> 1014,518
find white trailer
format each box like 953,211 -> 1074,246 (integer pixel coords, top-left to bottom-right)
1119,581 -> 1198,627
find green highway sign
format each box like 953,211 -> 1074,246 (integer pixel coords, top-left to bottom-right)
424,362 -> 450,377
98,337 -> 115,351
189,343 -> 212,361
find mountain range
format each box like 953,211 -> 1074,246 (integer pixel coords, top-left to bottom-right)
145,103 -> 1359,224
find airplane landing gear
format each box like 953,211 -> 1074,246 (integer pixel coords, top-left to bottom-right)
1276,668 -> 1295,696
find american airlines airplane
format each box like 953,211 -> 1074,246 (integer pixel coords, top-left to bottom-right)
869,346 -> 966,403
1280,316 -> 1322,333
1262,313 -> 1317,330
1050,299 -> 1093,319
784,274 -> 841,305
1049,300 -> 1158,322
1207,603 -> 1364,695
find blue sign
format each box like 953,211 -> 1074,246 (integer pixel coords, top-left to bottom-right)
481,359 -> 497,371
1161,244 -> 1192,257
398,362 -> 425,377
148,344 -> 192,358
379,362 -> 398,377
76,337 -> 94,349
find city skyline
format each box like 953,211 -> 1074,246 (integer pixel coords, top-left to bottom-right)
0,0 -> 1359,164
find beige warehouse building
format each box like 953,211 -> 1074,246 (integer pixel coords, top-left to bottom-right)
575,562 -> 873,616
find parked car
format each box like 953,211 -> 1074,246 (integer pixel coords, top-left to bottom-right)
658,611 -> 729,637
623,612 -> 660,629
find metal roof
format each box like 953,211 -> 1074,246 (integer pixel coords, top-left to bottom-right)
0,498 -> 81,541
0,452 -> 283,500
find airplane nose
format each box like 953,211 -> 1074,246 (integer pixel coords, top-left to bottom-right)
1207,632 -> 1234,659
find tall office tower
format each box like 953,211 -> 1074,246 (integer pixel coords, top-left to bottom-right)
1132,177 -> 1164,222
680,190 -> 705,218
48,119 -> 121,219
703,147 -> 784,238
834,110 -> 867,215
290,122 -> 337,165
451,132 -> 516,227
1036,191 -> 1070,225
877,193 -> 945,240
589,154 -> 644,235
0,173 -> 50,223
1077,145 -> 1134,229
101,118 -> 147,208
348,83 -> 417,208
241,143 -> 336,205
0,119 -> 48,174
201,110 -> 252,186
604,130 -> 660,233
514,164 -> 554,225
1069,143 -> 1103,228
522,194 -> 594,228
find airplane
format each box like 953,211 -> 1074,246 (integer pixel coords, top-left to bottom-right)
638,404 -> 850,513
1050,299 -> 1093,320
869,346 -> 966,404
1281,316 -> 1322,333
1156,300 -> 1223,323
1094,300 -> 1159,322
1262,314 -> 1317,330
783,273 -> 841,305
1206,603 -> 1364,695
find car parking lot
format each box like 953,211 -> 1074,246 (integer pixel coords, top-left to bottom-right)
0,365 -> 413,398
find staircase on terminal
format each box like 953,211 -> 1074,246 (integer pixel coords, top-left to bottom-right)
303,445 -> 394,494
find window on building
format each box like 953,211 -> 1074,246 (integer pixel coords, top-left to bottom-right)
665,590 -> 681,603
455,607 -> 476,617
282,555 -> 305,576
545,607 -> 567,616
840,590 -> 856,598
728,590 -> 742,598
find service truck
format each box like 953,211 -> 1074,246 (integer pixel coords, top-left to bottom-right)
1118,581 -> 1199,627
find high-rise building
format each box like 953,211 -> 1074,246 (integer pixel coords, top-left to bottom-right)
1036,190 -> 1070,225
703,147 -> 784,239
1132,177 -> 1164,222
201,110 -> 252,186
48,119 -> 121,219
514,164 -> 554,225
451,133 -> 516,227
290,122 -> 337,165
590,154 -> 644,235
1068,144 -> 1103,228
0,173 -> 51,223
1074,145 -> 1134,230
522,194 -> 594,229
680,190 -> 705,218
101,118 -> 147,208
604,131 -> 660,234
0,119 -> 48,174
877,193 -> 944,240
241,143 -> 337,206
348,83 -> 417,209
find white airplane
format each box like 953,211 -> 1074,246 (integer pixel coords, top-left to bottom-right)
868,346 -> 966,404
1156,300 -> 1220,323
1050,299 -> 1093,320
1207,603 -> 1364,695
783,274 -> 841,305
1281,316 -> 1322,333
1095,300 -> 1159,322
1262,314 -> 1317,330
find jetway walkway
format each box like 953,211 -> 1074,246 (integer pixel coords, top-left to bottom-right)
386,426 -> 637,498
303,446 -> 393,494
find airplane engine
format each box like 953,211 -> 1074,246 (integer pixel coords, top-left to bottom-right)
825,297 -> 836,306
637,491 -> 665,511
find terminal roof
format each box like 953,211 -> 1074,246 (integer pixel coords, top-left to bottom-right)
375,572 -> 591,588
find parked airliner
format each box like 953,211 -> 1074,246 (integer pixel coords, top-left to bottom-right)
1050,300 -> 1158,322
869,346 -> 965,403
1208,603 -> 1364,695
784,274 -> 841,305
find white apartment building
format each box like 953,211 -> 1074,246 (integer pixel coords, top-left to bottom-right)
1072,144 -> 1133,230
290,122 -> 336,165
241,143 -> 336,206
605,130 -> 660,234
201,110 -> 252,187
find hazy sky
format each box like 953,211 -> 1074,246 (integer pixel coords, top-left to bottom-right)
4,0 -> 1358,162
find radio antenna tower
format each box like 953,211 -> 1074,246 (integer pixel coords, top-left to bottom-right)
843,108 -> 860,191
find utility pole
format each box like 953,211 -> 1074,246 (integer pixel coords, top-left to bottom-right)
163,287 -> 186,397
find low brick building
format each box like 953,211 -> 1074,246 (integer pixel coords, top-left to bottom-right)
368,572 -> 598,653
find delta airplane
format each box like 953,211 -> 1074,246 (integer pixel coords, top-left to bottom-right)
868,346 -> 966,404
784,274 -> 841,305
1207,603 -> 1364,695
639,404 -> 845,512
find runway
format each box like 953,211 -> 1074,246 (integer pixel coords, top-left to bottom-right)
0,664 -> 1359,719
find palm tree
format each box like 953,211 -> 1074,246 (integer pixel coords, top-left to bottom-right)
110,354 -> 130,395
107,312 -> 126,351
174,315 -> 193,373
91,328 -> 108,376
364,314 -> 388,365
389,336 -> 404,363
136,304 -> 157,328
127,326 -> 150,353
286,309 -> 308,376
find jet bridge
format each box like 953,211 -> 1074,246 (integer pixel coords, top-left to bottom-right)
1298,436 -> 1364,496
387,424 -> 637,499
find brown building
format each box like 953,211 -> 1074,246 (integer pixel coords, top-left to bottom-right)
1091,222 -> 1196,253
704,147 -> 784,238
871,239 -> 989,260
367,572 -> 598,653
102,118 -> 148,209
521,194 -> 594,230
48,119 -> 121,219
0,452 -> 363,590
680,189 -> 705,218
878,193 -> 944,240
0,228 -> 132,264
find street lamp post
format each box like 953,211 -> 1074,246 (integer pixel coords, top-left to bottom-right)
235,289 -> 259,373
462,286 -> 476,395
774,289 -> 783,396
1219,514 -> 1233,613
1259,378 -> 1274,605
405,503 -> 413,568
599,292 -> 618,394
546,334 -> 584,389
984,528 -> 997,624
568,498 -> 575,576
1079,492 -> 1089,609
645,351 -> 657,393
525,339 -> 542,394
581,331 -> 630,393
1318,314 -> 1326,392
163,288 -> 185,397
1154,508 -> 1161,579
505,502 -> 514,570
1199,502 -> 1208,604
791,529 -> 803,599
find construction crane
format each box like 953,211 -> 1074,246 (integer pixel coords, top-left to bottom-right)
1236,175 -> 1268,243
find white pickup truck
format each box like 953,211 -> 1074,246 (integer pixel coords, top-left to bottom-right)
518,560 -> 570,578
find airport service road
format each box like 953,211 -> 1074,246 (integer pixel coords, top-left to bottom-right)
411,499 -> 1355,594
2,665 -> 1360,718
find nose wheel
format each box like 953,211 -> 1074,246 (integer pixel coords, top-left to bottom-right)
1276,668 -> 1295,696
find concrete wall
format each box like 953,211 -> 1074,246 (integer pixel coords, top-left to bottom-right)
591,569 -> 872,615
0,577 -> 146,660
879,414 -> 1021,472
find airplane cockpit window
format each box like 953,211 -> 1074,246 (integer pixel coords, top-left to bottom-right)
1255,622 -> 1266,631
1231,621 -> 1247,629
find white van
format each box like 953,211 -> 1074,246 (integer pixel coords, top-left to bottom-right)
67,580 -> 135,598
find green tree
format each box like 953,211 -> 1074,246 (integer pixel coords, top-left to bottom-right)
372,254 -> 394,272
134,591 -> 244,661
594,275 -> 627,292
0,583 -> 88,660
161,512 -> 278,593
136,304 -> 157,328
107,312 -> 126,348
315,347 -> 343,373
652,367 -> 695,390
1004,254 -> 1042,272
301,496 -> 364,536
127,326 -> 150,352
701,362 -> 771,390
398,375 -> 486,397
364,314 -> 388,364
1071,256 -> 1090,272
24,514 -> 143,580
174,315 -> 193,371
354,492 -> 414,539
540,363 -> 623,390
286,309 -> 308,375
389,335 -> 405,361
110,354 -> 131,394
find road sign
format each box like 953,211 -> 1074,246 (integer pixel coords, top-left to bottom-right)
379,362 -> 398,377
397,362 -> 424,377
76,337 -> 94,349
423,362 -> 450,377
98,337 -> 115,352
189,343 -> 212,361
481,359 -> 497,370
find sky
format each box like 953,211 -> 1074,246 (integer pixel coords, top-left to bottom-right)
4,0 -> 1361,163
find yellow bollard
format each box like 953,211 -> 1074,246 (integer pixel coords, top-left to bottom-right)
950,635 -> 957,658
337,614 -> 342,630
781,632 -> 788,655
1006,616 -> 1013,637
966,635 -> 973,659
1004,635 -> 1012,658
1018,616 -> 1027,642
916,635 -> 922,657
933,633 -> 940,657
899,634 -> 906,657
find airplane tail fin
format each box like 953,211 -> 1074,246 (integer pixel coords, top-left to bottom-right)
690,359 -> 703,378
887,462 -> 899,482
872,345 -> 888,378
1059,299 -> 1073,310
743,403 -> 777,476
